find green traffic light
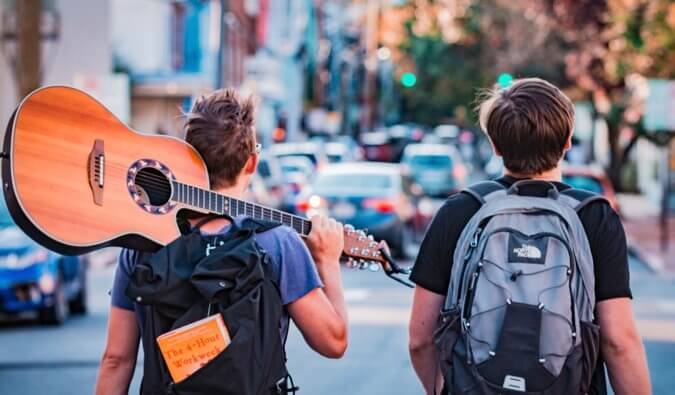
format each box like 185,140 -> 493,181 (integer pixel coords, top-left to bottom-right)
401,72 -> 417,88
497,73 -> 514,88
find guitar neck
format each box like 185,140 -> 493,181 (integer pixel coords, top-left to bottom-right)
171,181 -> 312,236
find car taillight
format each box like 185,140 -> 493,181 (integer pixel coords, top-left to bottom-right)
296,195 -> 323,212
453,164 -> 466,180
363,198 -> 396,213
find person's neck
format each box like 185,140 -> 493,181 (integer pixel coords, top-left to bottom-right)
188,182 -> 247,233
504,166 -> 562,182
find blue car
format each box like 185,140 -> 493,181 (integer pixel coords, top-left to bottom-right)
295,162 -> 416,258
0,195 -> 87,325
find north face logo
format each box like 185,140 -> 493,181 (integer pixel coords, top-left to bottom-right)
513,244 -> 542,259
508,234 -> 548,264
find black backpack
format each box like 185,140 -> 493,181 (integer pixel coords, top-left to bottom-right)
125,218 -> 296,395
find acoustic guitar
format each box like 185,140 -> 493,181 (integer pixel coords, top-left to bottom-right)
1,86 -> 404,274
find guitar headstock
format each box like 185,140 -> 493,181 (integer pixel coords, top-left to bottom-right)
342,225 -> 390,272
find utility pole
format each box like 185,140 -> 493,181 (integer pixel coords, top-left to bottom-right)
17,0 -> 42,99
362,0 -> 379,132
215,0 -> 228,89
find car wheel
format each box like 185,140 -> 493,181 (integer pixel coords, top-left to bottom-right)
39,277 -> 68,325
69,262 -> 88,315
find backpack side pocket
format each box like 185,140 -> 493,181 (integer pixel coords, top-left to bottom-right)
580,320 -> 600,393
434,307 -> 461,390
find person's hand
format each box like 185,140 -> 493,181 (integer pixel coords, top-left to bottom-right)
306,215 -> 344,267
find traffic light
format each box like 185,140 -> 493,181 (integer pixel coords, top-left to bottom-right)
497,73 -> 514,88
401,72 -> 417,88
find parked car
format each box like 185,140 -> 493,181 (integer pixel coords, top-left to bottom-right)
256,152 -> 287,210
401,144 -> 468,197
247,173 -> 283,210
562,164 -> 620,212
324,142 -> 362,163
268,142 -> 328,170
387,124 -> 425,162
279,156 -> 315,213
360,131 -> 395,162
0,195 -> 87,325
295,163 -> 415,258
432,124 -> 460,143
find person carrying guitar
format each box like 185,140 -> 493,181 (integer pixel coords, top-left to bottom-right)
95,89 -> 348,394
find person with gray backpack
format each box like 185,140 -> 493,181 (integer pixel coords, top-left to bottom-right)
409,78 -> 651,395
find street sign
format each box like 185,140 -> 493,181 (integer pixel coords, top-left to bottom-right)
644,79 -> 675,132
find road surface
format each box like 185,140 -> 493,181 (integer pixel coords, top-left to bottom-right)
0,254 -> 673,394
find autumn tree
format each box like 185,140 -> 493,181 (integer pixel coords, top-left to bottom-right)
542,0 -> 675,189
393,0 -> 675,189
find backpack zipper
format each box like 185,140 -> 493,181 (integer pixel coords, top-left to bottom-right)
456,227 -> 482,306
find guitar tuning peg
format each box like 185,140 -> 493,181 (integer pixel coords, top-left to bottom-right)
345,224 -> 355,233
359,260 -> 368,270
368,262 -> 380,272
367,235 -> 374,241
346,258 -> 357,269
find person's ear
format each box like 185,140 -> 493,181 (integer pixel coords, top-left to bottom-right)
243,153 -> 258,176
563,132 -> 573,152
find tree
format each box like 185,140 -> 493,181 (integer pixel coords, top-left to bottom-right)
393,0 -> 571,125
542,0 -> 675,189
393,0 -> 675,189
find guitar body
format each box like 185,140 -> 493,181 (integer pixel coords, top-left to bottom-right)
3,86 -> 210,255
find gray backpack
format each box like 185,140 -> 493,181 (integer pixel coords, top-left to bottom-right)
434,180 -> 605,394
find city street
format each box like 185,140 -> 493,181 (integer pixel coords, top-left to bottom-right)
0,253 -> 673,394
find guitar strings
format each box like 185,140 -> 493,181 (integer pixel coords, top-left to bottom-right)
96,163 -> 313,231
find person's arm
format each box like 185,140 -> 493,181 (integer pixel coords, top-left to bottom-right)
409,286 -> 445,394
95,306 -> 140,395
287,215 -> 347,358
597,298 -> 651,395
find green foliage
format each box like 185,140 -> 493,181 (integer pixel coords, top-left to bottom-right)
397,22 -> 489,125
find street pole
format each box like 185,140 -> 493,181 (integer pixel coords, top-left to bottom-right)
215,0 -> 227,89
17,0 -> 41,99
662,136 -> 673,252
362,0 -> 379,132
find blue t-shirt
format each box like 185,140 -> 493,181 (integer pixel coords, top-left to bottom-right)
110,216 -> 322,340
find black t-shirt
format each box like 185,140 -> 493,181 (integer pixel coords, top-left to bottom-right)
411,176 -> 632,395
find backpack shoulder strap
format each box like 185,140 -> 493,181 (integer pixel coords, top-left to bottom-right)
559,188 -> 610,212
461,180 -> 506,205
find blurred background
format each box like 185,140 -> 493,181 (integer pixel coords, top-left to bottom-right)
0,0 -> 673,394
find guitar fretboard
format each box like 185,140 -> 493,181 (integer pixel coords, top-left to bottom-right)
171,181 -> 311,236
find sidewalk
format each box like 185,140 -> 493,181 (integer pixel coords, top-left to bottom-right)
618,194 -> 675,273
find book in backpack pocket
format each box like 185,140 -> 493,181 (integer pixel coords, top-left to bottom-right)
156,314 -> 231,383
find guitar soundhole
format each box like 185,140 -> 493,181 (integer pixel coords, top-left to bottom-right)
126,159 -> 177,215
135,168 -> 172,206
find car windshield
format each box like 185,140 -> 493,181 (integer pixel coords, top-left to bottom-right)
0,195 -> 14,229
277,153 -> 317,166
408,154 -> 452,168
315,172 -> 393,192
563,175 -> 604,194
326,154 -> 342,163
282,163 -> 308,174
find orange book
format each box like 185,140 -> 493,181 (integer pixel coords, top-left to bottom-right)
156,314 -> 231,383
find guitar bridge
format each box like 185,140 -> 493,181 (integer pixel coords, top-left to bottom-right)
88,139 -> 105,205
